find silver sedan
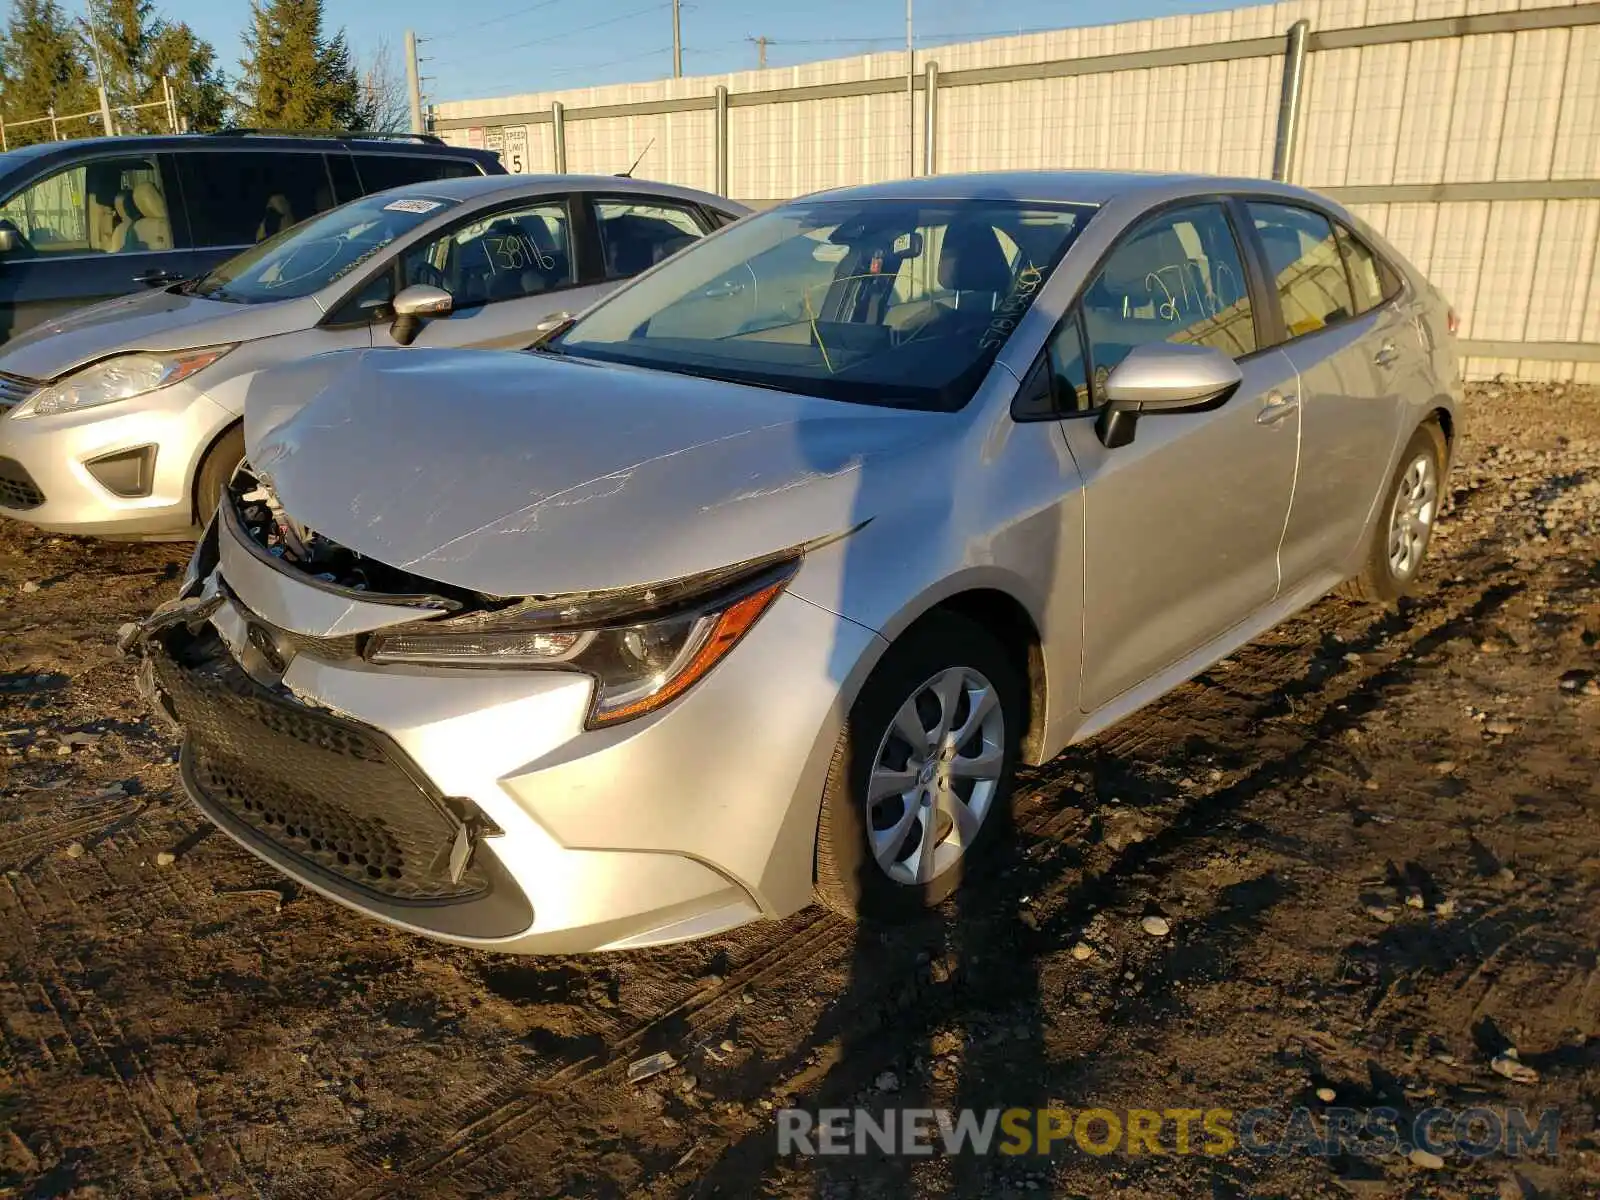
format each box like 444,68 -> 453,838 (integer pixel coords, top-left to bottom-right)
126,170 -> 1462,952
0,174 -> 745,538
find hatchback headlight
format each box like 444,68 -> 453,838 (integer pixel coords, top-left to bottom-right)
365,556 -> 799,727
12,346 -> 234,419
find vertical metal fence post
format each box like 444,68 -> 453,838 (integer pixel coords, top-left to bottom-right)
551,102 -> 567,173
923,61 -> 938,176
905,0 -> 915,178
0,117 -> 7,152
48,105 -> 58,140
714,85 -> 729,197
1271,19 -> 1310,182
162,76 -> 176,133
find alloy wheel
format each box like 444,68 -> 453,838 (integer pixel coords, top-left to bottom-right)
865,665 -> 1006,887
1387,451 -> 1439,579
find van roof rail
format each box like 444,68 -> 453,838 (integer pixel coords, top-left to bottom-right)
209,128 -> 448,146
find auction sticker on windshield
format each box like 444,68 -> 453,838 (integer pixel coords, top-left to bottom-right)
383,198 -> 445,214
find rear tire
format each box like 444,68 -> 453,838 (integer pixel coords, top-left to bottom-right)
1339,420 -> 1447,604
194,424 -> 245,529
813,611 -> 1024,922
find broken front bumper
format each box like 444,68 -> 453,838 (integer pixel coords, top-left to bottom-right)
120,582 -> 777,954
137,616 -> 534,939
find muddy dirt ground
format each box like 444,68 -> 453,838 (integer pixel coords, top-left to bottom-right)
1,382 -> 1597,1200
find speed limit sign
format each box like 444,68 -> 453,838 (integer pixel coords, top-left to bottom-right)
504,125 -> 529,173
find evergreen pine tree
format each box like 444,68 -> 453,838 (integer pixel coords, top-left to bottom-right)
0,0 -> 95,144
145,22 -> 228,131
240,0 -> 365,131
88,0 -> 228,132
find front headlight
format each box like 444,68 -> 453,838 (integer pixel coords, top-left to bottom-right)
365,556 -> 799,727
12,345 -> 235,419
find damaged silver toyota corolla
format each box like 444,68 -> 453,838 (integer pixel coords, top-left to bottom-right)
123,172 -> 1461,952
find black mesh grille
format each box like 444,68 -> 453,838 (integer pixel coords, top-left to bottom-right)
154,637 -> 489,903
0,458 -> 45,510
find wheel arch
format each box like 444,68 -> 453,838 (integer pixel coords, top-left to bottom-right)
190,416 -> 244,524
845,571 -> 1053,768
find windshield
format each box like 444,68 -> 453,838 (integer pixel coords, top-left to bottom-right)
551,197 -> 1095,410
187,194 -> 462,304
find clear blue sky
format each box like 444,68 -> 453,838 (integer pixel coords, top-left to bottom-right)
122,0 -> 1242,106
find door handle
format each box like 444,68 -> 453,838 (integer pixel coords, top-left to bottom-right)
1256,390 -> 1299,426
1374,340 -> 1399,368
131,269 -> 175,286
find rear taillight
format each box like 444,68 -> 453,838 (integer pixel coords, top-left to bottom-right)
1446,307 -> 1461,336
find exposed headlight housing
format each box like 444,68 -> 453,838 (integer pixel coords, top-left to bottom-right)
364,554 -> 800,727
11,345 -> 235,419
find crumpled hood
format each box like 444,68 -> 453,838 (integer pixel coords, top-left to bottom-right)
244,347 -> 943,597
0,287 -> 316,381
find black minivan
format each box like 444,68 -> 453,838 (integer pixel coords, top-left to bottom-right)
0,130 -> 503,345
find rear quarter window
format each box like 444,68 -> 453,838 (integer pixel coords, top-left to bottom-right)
1335,223 -> 1404,314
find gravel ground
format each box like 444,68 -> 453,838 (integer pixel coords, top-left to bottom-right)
1,381 -> 1597,1199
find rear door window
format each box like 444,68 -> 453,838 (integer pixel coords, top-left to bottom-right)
592,198 -> 709,279
1246,202 -> 1356,339
353,155 -> 484,194
0,155 -> 172,255
174,151 -> 337,249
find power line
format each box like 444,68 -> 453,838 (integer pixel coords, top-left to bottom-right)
425,0 -> 572,43
453,45 -> 673,97
427,2 -> 671,71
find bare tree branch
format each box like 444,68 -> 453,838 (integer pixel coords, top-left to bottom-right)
359,36 -> 408,133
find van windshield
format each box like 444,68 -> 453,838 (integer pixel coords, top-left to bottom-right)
186,194 -> 461,304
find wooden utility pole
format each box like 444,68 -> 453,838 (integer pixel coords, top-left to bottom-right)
747,35 -> 769,68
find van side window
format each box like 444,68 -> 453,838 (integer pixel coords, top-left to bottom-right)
353,155 -> 482,194
175,151 -> 337,248
0,157 -> 170,256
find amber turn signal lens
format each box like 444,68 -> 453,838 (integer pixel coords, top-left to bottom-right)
586,577 -> 788,728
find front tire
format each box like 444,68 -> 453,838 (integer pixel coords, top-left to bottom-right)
1339,420 -> 1447,604
194,424 -> 245,529
813,611 -> 1024,921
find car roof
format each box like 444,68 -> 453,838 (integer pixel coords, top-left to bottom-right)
386,171 -> 750,212
789,169 -> 1337,209
0,132 -> 500,172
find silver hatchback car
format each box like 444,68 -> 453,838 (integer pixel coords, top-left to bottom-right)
0,174 -> 745,537
127,171 -> 1462,953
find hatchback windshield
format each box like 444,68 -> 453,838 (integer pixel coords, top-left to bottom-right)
187,194 -> 462,304
551,198 -> 1095,409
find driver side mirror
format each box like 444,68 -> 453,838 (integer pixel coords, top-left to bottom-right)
1094,342 -> 1242,449
0,221 -> 22,255
390,283 -> 453,346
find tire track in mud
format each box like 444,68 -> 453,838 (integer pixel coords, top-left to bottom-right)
658,550 -> 1528,1194
340,909 -> 854,1198
357,529 -> 1521,1198
0,796 -> 146,873
0,873 -> 225,1199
